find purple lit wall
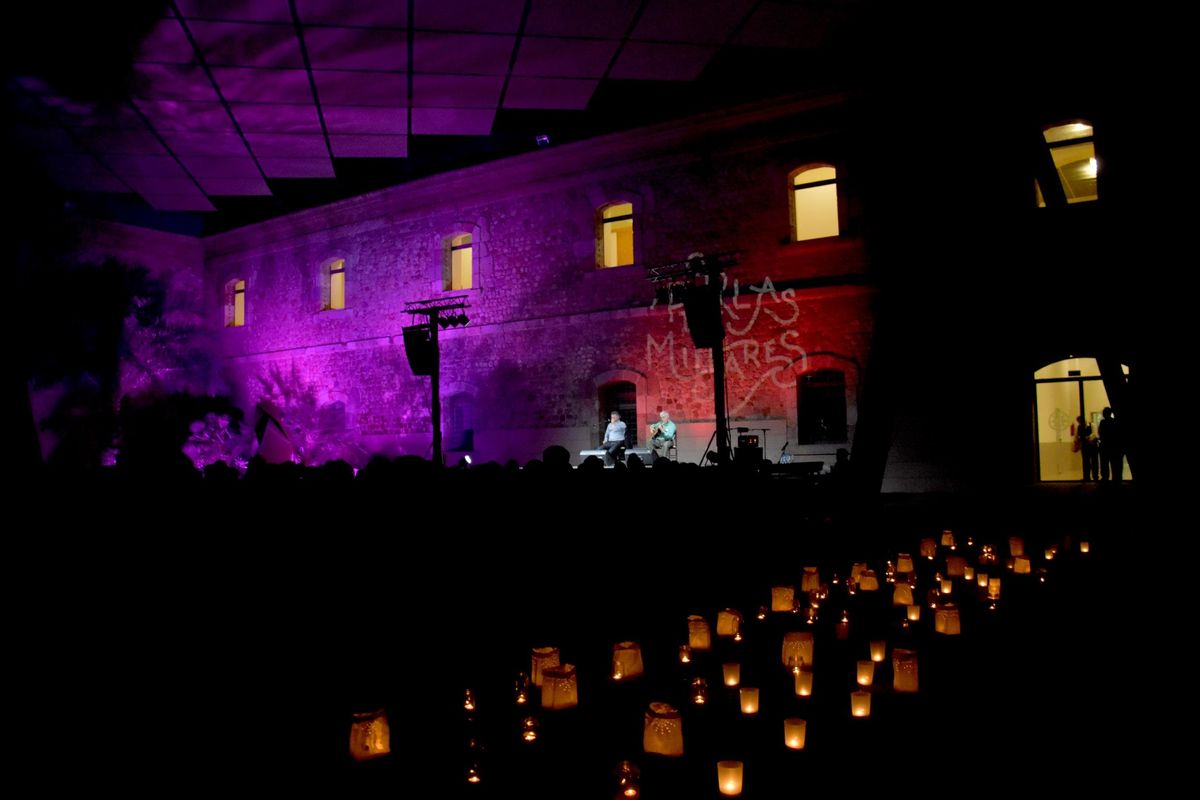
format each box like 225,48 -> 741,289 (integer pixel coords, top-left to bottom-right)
30,221 -> 209,461
74,220 -> 211,396
77,96 -> 874,467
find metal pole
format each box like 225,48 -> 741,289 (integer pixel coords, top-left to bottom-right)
430,320 -> 442,466
713,340 -> 730,463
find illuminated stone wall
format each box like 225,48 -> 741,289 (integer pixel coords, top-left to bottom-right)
78,96 -> 875,467
197,97 -> 873,465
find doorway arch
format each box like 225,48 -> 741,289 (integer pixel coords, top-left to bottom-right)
1033,356 -> 1130,481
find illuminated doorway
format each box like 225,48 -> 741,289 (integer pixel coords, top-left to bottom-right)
1033,357 -> 1130,481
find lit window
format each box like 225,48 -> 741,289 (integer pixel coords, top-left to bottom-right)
323,259 -> 346,310
599,203 -> 634,268
446,234 -> 472,291
1043,122 -> 1097,203
225,278 -> 245,327
790,166 -> 839,242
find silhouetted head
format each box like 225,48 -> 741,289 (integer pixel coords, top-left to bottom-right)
542,444 -> 571,468
1102,407 -> 1113,419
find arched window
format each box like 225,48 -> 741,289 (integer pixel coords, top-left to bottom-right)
1043,122 -> 1097,203
322,258 -> 346,310
224,278 -> 245,327
444,234 -> 473,290
598,202 -> 634,268
797,369 -> 846,443
789,165 -> 839,242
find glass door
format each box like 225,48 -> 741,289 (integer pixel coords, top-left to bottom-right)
1035,379 -> 1082,481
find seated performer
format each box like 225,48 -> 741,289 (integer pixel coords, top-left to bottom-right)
648,409 -> 676,461
601,410 -> 627,466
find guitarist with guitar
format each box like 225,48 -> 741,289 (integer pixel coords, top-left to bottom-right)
648,410 -> 677,462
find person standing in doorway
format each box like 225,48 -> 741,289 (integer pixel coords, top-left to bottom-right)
1075,414 -> 1098,481
1098,406 -> 1123,481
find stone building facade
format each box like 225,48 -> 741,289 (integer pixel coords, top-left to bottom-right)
80,94 -> 875,467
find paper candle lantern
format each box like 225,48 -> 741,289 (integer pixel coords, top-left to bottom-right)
349,708 -> 390,761
988,577 -> 1002,600
1080,541 -> 1090,553
976,572 -> 989,588
782,631 -> 815,668
612,641 -> 644,680
934,604 -> 961,635
941,530 -> 956,547
691,676 -> 709,705
859,570 -> 879,591
688,615 -> 712,650
857,659 -> 875,686
1009,536 -> 1025,557
718,761 -> 744,796
946,555 -> 967,577
717,608 -> 743,636
723,662 -> 741,687
739,687 -> 760,714
801,566 -> 821,592
896,553 -> 914,573
794,668 -> 814,696
541,664 -> 578,710
907,604 -> 921,621
643,702 -> 684,756
1014,556 -> 1031,574
1044,546 -> 1057,560
940,578 -> 953,594
963,566 -> 975,582
893,648 -> 919,692
870,640 -> 886,662
679,645 -> 692,664
851,690 -> 871,717
920,538 -> 937,559
772,585 -> 796,612
784,718 -> 807,750
893,582 -> 914,606
531,646 -> 560,687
